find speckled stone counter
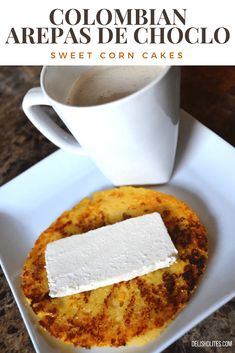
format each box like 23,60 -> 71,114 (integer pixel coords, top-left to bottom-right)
0,66 -> 234,353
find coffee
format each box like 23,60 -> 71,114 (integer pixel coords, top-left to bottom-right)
67,66 -> 164,106
23,65 -> 180,185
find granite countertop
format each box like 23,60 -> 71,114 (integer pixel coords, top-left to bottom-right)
0,66 -> 234,353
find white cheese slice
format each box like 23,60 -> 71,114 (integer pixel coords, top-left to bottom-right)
45,212 -> 178,298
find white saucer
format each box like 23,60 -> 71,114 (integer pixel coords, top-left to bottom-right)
0,110 -> 234,353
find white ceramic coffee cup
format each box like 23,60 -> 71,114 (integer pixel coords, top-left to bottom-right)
22,66 -> 180,185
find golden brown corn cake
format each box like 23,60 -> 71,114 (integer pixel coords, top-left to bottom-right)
21,186 -> 208,348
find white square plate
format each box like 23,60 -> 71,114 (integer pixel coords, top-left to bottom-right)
0,110 -> 235,353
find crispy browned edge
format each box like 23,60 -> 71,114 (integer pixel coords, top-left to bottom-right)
21,186 -> 208,348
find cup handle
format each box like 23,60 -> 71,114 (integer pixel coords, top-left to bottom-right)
22,87 -> 86,155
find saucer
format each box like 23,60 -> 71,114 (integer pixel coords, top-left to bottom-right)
0,110 -> 234,353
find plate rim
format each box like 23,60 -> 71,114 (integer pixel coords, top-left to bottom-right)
1,109 -> 235,353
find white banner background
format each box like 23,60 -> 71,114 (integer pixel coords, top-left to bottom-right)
0,0 -> 234,65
